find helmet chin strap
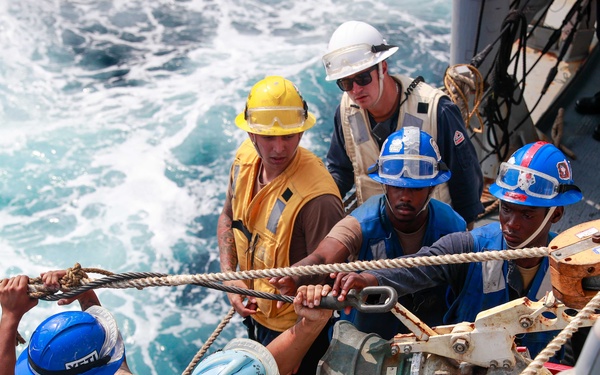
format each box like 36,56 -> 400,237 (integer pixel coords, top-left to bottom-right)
503,201 -> 557,249
383,185 -> 393,213
372,62 -> 384,107
249,134 -> 263,158
417,196 -> 431,216
383,185 -> 430,221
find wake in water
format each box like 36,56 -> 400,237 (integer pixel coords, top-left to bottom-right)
0,0 -> 452,373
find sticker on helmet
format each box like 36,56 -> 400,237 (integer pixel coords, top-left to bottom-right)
66,351 -> 100,369
389,138 -> 403,153
453,131 -> 465,146
557,161 -> 570,180
504,191 -> 527,202
518,172 -> 536,190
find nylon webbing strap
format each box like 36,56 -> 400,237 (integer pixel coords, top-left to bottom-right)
231,220 -> 252,241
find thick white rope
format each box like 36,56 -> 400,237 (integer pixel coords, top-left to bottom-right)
29,246 -> 549,293
520,291 -> 600,375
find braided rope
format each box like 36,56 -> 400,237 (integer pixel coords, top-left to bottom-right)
444,63 -> 485,133
90,247 -> 550,290
17,263 -> 103,345
23,245 -> 595,373
27,247 -> 549,298
181,307 -> 236,375
520,291 -> 600,375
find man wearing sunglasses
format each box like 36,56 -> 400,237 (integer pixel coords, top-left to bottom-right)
328,141 -> 583,362
217,76 -> 344,375
322,20 -> 483,229
270,127 -> 466,339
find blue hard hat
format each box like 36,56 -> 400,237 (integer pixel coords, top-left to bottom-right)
191,338 -> 279,375
368,127 -> 451,188
15,306 -> 125,375
489,141 -> 582,207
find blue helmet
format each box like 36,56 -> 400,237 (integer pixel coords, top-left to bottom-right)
15,306 -> 125,375
489,141 -> 582,207
368,127 -> 451,188
191,338 -> 278,375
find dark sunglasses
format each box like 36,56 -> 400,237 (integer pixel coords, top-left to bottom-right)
336,65 -> 378,92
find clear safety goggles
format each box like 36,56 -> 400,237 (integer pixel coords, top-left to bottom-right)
245,106 -> 307,132
375,154 -> 446,180
496,162 -> 579,199
323,43 -> 394,77
323,44 -> 375,77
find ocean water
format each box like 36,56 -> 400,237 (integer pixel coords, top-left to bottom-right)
0,0 -> 452,373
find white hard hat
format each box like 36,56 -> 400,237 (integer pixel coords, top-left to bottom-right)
322,21 -> 398,81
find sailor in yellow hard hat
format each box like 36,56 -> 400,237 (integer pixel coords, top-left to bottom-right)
218,76 -> 344,374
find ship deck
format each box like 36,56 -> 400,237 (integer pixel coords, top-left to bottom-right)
476,42 -> 600,232
536,43 -> 600,232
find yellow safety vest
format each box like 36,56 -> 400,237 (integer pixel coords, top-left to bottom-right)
230,139 -> 341,331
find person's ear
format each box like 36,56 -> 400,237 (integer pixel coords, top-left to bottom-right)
550,206 -> 564,223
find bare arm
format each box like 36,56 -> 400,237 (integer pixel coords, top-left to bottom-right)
217,187 -> 257,317
0,276 -> 38,375
41,270 -> 101,310
297,236 -> 350,284
270,215 -> 355,296
217,189 -> 237,274
270,236 -> 350,298
267,285 -> 333,375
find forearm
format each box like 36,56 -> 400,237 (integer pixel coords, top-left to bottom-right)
292,253 -> 331,286
76,290 -> 101,311
217,211 -> 237,273
0,314 -> 19,375
267,315 -> 330,375
293,237 -> 350,286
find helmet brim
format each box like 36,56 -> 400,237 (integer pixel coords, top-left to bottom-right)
234,111 -> 316,135
368,169 -> 451,188
15,350 -> 34,375
489,183 -> 583,207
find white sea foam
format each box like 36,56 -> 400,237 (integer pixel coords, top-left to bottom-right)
0,0 -> 452,373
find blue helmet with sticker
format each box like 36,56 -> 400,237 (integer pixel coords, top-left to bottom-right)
367,127 -> 451,188
191,338 -> 278,375
15,306 -> 125,375
489,141 -> 582,207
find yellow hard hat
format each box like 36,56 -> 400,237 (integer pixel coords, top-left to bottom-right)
235,76 -> 316,136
